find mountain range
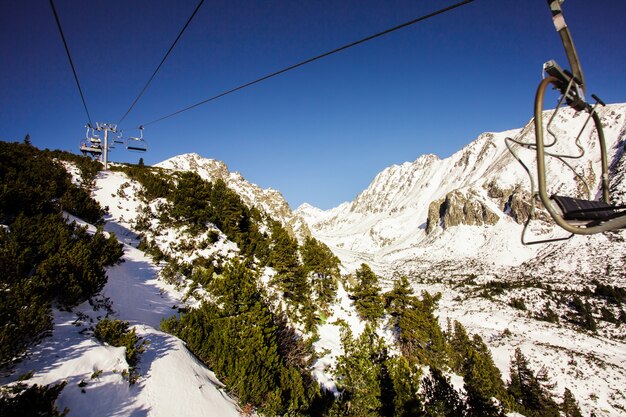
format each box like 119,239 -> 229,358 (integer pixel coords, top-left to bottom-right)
154,104 -> 625,283
2,103 -> 624,416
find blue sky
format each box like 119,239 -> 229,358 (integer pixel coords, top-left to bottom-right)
1,0 -> 625,209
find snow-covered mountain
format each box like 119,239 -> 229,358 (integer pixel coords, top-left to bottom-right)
297,104 -> 626,277
155,153 -> 311,240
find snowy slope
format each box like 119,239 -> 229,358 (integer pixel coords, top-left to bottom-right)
5,104 -> 623,416
0,172 -> 241,417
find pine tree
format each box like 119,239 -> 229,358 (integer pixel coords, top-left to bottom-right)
422,367 -> 466,417
507,348 -> 559,417
0,382 -> 68,417
301,236 -> 340,309
334,324 -> 386,416
0,141 -> 121,367
385,276 -> 414,318
385,356 -> 423,417
351,264 -> 384,323
161,261 -> 318,415
23,133 -> 32,146
561,388 -> 583,417
391,290 -> 447,368
464,345 -> 506,417
447,320 -> 472,372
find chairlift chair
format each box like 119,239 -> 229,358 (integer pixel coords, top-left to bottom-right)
126,126 -> 147,152
113,131 -> 125,145
79,125 -> 102,157
506,0 -> 626,244
87,125 -> 101,144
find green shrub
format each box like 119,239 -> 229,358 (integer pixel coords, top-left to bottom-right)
0,382 -> 68,417
94,318 -> 146,368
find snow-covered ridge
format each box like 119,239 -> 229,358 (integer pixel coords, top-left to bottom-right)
155,152 -> 311,240
1,175 -> 241,417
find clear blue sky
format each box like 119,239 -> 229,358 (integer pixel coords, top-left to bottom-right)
1,0 -> 625,209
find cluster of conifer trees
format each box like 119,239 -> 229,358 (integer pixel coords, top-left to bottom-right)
0,140 -> 124,414
0,141 -> 123,367
338,264 -> 585,417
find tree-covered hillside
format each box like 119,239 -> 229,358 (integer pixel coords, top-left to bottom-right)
0,141 -> 123,369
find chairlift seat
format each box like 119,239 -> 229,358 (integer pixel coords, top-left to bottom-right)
80,144 -> 102,155
127,145 -> 147,152
551,195 -> 624,222
126,138 -> 147,152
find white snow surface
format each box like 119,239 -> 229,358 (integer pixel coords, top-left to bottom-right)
1,171 -> 241,417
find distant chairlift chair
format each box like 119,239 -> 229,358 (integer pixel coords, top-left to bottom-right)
79,125 -> 103,157
126,126 -> 147,152
113,131 -> 125,145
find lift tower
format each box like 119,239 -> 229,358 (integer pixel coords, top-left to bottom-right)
94,122 -> 117,170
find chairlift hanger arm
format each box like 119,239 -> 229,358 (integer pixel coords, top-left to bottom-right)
546,0 -> 585,95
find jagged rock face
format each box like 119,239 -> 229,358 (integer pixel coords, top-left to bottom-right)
609,136 -> 626,205
426,190 -> 499,234
155,153 -> 310,240
349,154 -> 441,215
486,181 -> 532,224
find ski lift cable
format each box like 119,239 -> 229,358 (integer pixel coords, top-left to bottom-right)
49,0 -> 93,126
139,0 -> 476,128
117,0 -> 207,126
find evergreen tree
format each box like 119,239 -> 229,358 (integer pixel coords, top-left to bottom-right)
385,355 -> 423,417
161,261 -> 319,415
0,382 -> 67,417
334,324 -> 386,416
463,343 -> 506,417
568,296 -> 597,332
385,276 -> 413,318
269,222 -> 313,325
23,133 -> 32,146
507,348 -> 559,417
351,264 -> 384,323
0,141 -> 122,367
422,367 -> 467,417
561,388 -> 583,417
301,236 -> 340,309
394,290 -> 447,368
447,320 -> 472,372
169,171 -> 213,227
